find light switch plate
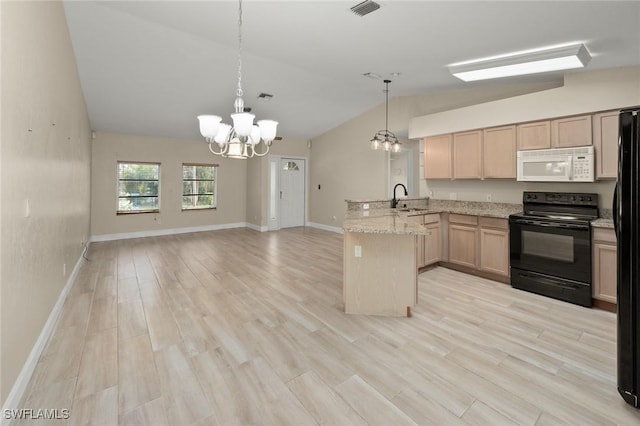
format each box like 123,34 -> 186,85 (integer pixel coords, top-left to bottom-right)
355,245 -> 362,257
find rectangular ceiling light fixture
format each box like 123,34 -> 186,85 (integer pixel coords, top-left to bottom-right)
448,43 -> 592,82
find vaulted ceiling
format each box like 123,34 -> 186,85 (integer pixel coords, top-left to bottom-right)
63,1 -> 640,142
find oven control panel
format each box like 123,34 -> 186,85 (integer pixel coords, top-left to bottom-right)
523,191 -> 598,206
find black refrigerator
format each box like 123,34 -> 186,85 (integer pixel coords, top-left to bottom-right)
616,106 -> 640,407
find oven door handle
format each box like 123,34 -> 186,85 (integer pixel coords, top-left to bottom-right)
517,273 -> 585,290
510,218 -> 589,230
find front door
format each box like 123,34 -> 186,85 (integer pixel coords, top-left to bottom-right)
279,158 -> 305,228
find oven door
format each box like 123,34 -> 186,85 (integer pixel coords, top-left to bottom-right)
509,216 -> 591,284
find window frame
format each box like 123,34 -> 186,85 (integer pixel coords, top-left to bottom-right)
181,162 -> 218,211
116,161 -> 161,215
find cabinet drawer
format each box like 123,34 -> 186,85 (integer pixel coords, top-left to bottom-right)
593,227 -> 616,244
449,214 -> 478,226
424,214 -> 440,224
479,216 -> 508,230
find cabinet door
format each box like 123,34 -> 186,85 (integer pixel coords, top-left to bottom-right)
517,121 -> 551,150
479,227 -> 509,276
407,215 -> 425,268
453,130 -> 482,179
593,110 -> 619,179
449,224 -> 477,268
552,115 -> 592,147
424,222 -> 441,266
483,125 -> 516,178
593,242 -> 617,303
424,135 -> 452,179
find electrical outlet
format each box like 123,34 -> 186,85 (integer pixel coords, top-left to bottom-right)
449,192 -> 457,200
354,245 -> 362,258
486,194 -> 492,202
331,215 -> 337,222
363,203 -> 369,210
429,191 -> 434,197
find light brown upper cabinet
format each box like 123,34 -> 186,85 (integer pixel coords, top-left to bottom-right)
453,130 -> 482,179
593,110 -> 619,179
423,134 -> 452,179
517,120 -> 551,150
551,114 -> 592,147
482,125 -> 516,179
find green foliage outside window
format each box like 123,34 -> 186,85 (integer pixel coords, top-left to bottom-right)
117,162 -> 160,213
182,164 -> 217,210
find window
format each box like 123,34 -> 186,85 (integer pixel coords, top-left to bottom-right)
283,161 -> 300,171
182,163 -> 217,210
117,162 -> 160,214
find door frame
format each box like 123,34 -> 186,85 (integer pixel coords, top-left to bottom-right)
268,155 -> 308,231
388,147 -> 414,197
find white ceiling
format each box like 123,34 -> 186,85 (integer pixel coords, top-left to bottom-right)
63,1 -> 640,142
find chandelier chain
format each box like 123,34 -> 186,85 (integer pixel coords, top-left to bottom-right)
385,80 -> 389,133
236,0 -> 243,98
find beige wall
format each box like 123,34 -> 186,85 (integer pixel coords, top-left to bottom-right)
1,1 -> 92,405
309,112 -> 390,228
91,132 -> 249,238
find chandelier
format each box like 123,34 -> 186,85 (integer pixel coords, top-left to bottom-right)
197,0 -> 278,159
370,79 -> 401,152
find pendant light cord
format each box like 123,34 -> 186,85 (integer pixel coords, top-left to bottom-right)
384,79 -> 391,135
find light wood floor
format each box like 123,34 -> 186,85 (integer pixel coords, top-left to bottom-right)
16,227 -> 640,425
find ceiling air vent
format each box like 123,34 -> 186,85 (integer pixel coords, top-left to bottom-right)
350,0 -> 380,17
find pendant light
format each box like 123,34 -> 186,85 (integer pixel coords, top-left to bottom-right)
370,79 -> 400,152
197,0 -> 278,159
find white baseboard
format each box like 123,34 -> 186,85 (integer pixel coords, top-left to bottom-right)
245,222 -> 269,232
90,222 -> 248,242
1,248 -> 87,426
307,222 -> 343,234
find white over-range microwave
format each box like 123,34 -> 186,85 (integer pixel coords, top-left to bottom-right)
517,146 -> 595,182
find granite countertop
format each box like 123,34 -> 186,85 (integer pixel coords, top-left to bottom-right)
591,218 -> 614,229
343,200 -> 523,234
343,209 -> 431,235
415,200 -> 522,219
344,198 -> 614,233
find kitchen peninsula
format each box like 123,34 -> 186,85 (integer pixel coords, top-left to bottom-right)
342,198 -> 430,317
342,197 -> 524,317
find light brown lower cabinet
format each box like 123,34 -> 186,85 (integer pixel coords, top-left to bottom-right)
409,213 -> 441,269
478,217 -> 509,277
448,214 -> 478,268
446,214 -> 510,280
592,228 -> 617,304
424,215 -> 441,266
407,215 -> 425,268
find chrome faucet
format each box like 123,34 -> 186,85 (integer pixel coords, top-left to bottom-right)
392,183 -> 408,208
